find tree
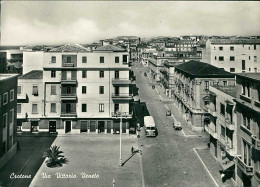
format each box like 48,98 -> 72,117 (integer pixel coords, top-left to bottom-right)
43,145 -> 68,168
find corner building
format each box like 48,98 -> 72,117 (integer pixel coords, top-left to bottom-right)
17,44 -> 133,134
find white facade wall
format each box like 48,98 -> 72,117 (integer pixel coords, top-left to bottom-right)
23,52 -> 44,74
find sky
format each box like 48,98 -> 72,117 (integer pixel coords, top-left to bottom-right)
1,1 -> 260,45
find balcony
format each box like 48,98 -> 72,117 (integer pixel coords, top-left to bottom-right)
240,94 -> 252,103
111,93 -> 133,100
17,113 -> 27,119
207,108 -> 217,117
60,93 -> 77,101
63,63 -> 74,67
251,135 -> 260,150
209,126 -> 218,139
236,156 -> 254,176
112,78 -> 132,85
60,112 -> 77,118
254,100 -> 260,108
61,79 -> 77,85
111,112 -> 133,118
17,93 -> 27,102
225,118 -> 235,130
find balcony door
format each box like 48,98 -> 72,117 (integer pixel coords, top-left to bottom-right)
115,86 -> 120,95
67,71 -> 72,80
66,104 -> 71,113
65,121 -> 71,133
115,71 -> 119,79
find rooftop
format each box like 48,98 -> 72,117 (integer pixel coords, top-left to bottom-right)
236,73 -> 260,81
19,70 -> 43,79
175,60 -> 234,78
94,45 -> 127,52
211,85 -> 236,97
0,74 -> 19,81
209,39 -> 260,45
49,44 -> 90,52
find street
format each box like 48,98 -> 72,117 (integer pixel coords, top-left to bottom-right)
133,62 -> 217,187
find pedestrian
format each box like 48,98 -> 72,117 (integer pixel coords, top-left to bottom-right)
131,146 -> 134,155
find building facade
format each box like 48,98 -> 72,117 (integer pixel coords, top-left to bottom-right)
202,39 -> 260,73
234,73 -> 260,187
17,44 -> 133,134
172,61 -> 235,131
0,74 -> 19,169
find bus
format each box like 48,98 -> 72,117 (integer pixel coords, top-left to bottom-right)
144,116 -> 157,137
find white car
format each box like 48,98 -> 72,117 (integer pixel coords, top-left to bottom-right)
173,121 -> 182,130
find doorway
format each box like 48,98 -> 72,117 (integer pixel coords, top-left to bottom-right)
65,121 -> 71,133
98,121 -> 105,133
49,121 -> 56,133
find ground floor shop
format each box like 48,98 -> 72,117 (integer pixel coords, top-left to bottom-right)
17,118 -> 133,134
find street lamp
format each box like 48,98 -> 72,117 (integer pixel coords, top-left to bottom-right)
116,110 -> 127,166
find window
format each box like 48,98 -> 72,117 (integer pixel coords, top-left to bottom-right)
51,85 -> 56,95
123,55 -> 128,64
82,86 -> 87,94
9,109 -> 13,123
247,83 -> 250,97
51,56 -> 56,63
243,114 -> 251,130
249,56 -> 251,60
230,46 -> 234,51
219,46 -> 223,51
254,56 -> 257,62
230,68 -> 235,72
17,86 -> 21,95
255,68 -> 257,72
99,86 -> 104,94
221,125 -> 226,138
204,101 -> 209,106
115,56 -> 119,63
82,70 -> 87,78
248,46 -> 250,50
32,86 -> 38,96
100,71 -> 104,78
82,56 -> 87,63
82,104 -> 87,112
219,56 -> 224,61
3,92 -> 8,105
67,57 -> 71,63
214,46 -> 216,50
66,87 -> 72,94
17,104 -> 21,113
204,81 -> 209,90
115,71 -> 119,79
99,103 -> 104,112
215,56 -> 217,60
254,45 -> 256,50
114,103 -> 119,113
51,103 -> 56,113
10,90 -> 14,101
51,71 -> 56,78
220,103 -> 225,116
230,56 -> 235,61
223,81 -> 228,86
242,60 -> 245,70
32,104 -> 38,114
100,56 -> 104,63
242,83 -> 246,95
3,113 -> 7,128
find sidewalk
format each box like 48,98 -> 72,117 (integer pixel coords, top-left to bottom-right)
195,148 -> 235,187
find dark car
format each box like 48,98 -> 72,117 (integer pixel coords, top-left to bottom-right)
144,72 -> 147,76
166,109 -> 171,116
152,84 -> 155,89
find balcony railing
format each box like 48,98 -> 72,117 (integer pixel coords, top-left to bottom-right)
60,93 -> 77,100
207,108 -> 217,117
254,100 -> 260,108
111,112 -> 133,118
240,94 -> 252,103
17,113 -> 27,119
60,112 -> 77,117
111,93 -> 133,100
236,156 -> 254,176
61,79 -> 77,85
63,63 -> 74,67
209,126 -> 218,139
17,93 -> 27,101
225,118 -> 235,130
112,78 -> 132,85
251,135 -> 260,150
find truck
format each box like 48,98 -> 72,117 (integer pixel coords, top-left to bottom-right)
144,116 -> 157,137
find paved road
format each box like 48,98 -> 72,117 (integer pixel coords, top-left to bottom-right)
132,63 -> 216,187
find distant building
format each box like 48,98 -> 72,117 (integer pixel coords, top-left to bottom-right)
202,39 -> 260,73
0,74 -> 19,169
165,39 -> 197,52
234,73 -> 260,187
0,50 -> 23,74
172,60 -> 235,131
207,85 -> 237,182
17,44 -> 133,134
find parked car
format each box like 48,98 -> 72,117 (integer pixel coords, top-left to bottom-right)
152,84 -> 155,89
166,109 -> 171,116
144,72 -> 147,76
173,121 -> 182,130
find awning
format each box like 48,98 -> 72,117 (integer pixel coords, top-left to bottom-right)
220,158 -> 235,171
225,100 -> 234,106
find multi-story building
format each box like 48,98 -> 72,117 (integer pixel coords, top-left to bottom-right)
172,60 -> 235,131
0,49 -> 23,74
202,39 -> 260,73
17,44 -> 133,134
207,85 -> 237,181
234,73 -> 260,187
165,39 -> 197,52
0,74 -> 19,169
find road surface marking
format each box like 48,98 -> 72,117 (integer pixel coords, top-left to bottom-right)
137,139 -> 145,187
155,88 -> 159,93
164,105 -> 169,110
193,148 -> 219,187
147,76 -> 152,83
159,95 -> 163,100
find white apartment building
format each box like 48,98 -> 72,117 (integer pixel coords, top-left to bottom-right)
202,39 -> 260,73
17,44 -> 133,134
